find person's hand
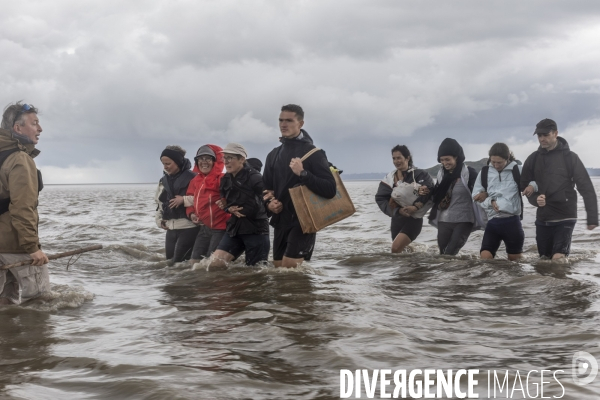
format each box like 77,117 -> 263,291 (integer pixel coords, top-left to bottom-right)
228,206 -> 246,218
403,205 -> 418,215
418,186 -> 430,195
388,197 -> 398,210
491,200 -> 500,212
397,207 -> 409,217
473,192 -> 488,203
190,213 -> 200,224
537,194 -> 546,207
169,195 -> 184,209
268,199 -> 283,214
216,199 -> 226,210
588,225 -> 598,230
263,190 -> 275,202
289,158 -> 304,176
160,220 -> 168,230
29,249 -> 49,266
522,185 -> 535,197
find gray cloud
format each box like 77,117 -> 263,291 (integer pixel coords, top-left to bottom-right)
0,0 -> 599,183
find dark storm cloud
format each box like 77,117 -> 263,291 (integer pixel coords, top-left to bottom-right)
0,0 -> 599,182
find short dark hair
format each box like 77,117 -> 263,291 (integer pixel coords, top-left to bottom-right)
488,142 -> 515,163
391,145 -> 413,168
281,104 -> 304,121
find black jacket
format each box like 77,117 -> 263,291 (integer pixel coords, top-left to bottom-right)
221,164 -> 269,236
159,160 -> 196,220
263,130 -> 337,228
375,168 -> 434,218
520,137 -> 598,225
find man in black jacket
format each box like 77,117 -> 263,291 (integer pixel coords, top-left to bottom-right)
263,104 -> 336,268
520,118 -> 598,260
209,143 -> 270,267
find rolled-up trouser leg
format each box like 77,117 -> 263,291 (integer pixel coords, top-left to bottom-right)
0,253 -> 50,304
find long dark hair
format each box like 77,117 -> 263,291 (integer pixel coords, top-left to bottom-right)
488,142 -> 515,164
391,145 -> 414,168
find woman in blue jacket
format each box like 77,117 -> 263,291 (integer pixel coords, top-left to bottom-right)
472,143 -> 537,261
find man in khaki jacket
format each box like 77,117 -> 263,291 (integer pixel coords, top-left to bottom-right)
0,102 -> 50,305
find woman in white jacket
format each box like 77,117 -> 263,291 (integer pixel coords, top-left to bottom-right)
472,143 -> 537,261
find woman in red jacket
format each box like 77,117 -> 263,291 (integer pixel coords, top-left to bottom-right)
185,144 -> 230,263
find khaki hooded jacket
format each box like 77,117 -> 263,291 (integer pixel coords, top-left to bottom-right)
0,128 -> 41,254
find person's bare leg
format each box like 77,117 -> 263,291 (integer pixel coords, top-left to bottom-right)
480,250 -> 494,259
280,256 -> 304,268
208,250 -> 234,269
507,253 -> 522,261
392,233 -> 412,254
273,260 -> 283,267
552,253 -> 566,260
0,297 -> 12,305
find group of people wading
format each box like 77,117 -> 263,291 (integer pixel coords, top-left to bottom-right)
376,118 -> 598,260
158,107 -> 598,268
156,104 -> 337,268
1,100 -> 599,306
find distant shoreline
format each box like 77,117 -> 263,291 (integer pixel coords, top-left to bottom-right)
42,166 -> 600,185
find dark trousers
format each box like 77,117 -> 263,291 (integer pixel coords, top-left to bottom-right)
535,219 -> 577,258
165,227 -> 200,263
437,221 -> 473,255
191,226 -> 226,260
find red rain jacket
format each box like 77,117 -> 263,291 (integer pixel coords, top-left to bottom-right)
186,144 -> 230,230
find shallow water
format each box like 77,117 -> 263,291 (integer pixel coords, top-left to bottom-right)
1,180 -> 600,399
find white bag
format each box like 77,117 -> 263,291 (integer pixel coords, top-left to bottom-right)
391,170 -> 433,219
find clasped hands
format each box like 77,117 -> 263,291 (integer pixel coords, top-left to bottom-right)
215,199 -> 246,218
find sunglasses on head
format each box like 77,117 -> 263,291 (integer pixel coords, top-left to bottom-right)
13,104 -> 33,125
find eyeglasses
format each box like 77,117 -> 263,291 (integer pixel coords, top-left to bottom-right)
223,155 -> 237,162
195,156 -> 214,163
13,104 -> 33,126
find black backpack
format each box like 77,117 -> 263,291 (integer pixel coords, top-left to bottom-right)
480,164 -> 523,220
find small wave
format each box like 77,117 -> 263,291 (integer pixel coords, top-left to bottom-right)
24,284 -> 94,312
190,257 -> 326,276
109,244 -> 165,261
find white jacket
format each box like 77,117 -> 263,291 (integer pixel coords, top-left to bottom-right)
472,162 -> 538,220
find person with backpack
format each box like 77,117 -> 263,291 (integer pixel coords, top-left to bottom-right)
375,145 -> 434,253
472,143 -> 538,261
427,138 -> 487,255
520,119 -> 598,260
208,143 -> 270,267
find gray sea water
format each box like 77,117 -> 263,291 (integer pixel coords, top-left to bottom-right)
1,179 -> 600,400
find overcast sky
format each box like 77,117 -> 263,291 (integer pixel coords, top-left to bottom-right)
2,0 -> 600,183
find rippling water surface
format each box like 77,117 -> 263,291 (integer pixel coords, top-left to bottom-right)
1,180 -> 600,399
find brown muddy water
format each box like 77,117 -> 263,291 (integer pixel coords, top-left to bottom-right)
1,180 -> 600,400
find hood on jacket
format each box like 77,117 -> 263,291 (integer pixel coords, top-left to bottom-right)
192,144 -> 224,176
537,136 -> 570,155
191,144 -> 224,193
0,128 -> 40,158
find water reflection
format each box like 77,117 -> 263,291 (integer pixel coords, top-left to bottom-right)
0,308 -> 58,391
